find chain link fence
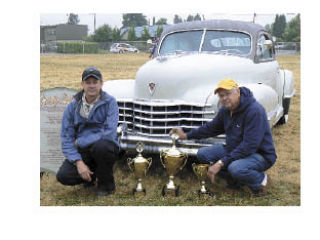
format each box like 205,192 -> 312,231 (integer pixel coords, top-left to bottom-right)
40,40 -> 300,55
40,41 -> 153,54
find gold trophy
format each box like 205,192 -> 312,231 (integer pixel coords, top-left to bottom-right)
160,129 -> 188,196
127,142 -> 152,196
192,163 -> 214,197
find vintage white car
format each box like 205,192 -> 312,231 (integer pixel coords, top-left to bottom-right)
103,19 -> 295,157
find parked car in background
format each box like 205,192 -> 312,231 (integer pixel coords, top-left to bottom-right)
104,20 -> 295,157
110,43 -> 139,53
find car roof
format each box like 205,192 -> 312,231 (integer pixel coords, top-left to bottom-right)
162,19 -> 265,37
157,19 -> 270,61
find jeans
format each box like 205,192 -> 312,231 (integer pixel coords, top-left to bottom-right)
197,144 -> 271,192
56,139 -> 119,191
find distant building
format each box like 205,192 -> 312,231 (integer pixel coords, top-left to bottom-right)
40,24 -> 88,43
120,25 -> 169,40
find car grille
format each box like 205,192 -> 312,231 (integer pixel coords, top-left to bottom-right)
118,100 -> 214,137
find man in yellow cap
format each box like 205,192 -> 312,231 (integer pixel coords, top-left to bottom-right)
171,79 -> 277,196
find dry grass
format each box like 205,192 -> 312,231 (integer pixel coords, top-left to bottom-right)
40,53 -> 300,206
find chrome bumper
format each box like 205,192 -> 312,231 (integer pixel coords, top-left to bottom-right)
118,129 -> 226,156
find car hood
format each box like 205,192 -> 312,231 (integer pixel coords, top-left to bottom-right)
135,53 -> 258,105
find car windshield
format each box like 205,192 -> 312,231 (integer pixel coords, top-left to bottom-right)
159,30 -> 251,56
159,31 -> 203,55
202,31 -> 251,55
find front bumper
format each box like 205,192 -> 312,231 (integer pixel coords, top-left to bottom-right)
118,129 -> 226,156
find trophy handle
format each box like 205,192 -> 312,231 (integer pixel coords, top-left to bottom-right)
160,150 -> 166,168
192,163 -> 197,174
127,158 -> 134,172
180,154 -> 188,170
147,157 -> 152,170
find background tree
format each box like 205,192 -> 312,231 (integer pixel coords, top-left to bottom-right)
173,14 -> 183,24
141,27 -> 151,41
186,15 -> 194,22
155,18 -> 167,25
272,14 -> 286,40
112,27 -> 121,41
127,26 -> 137,41
67,13 -> 80,25
194,13 -> 202,21
283,14 -> 300,42
122,13 -> 148,27
156,25 -> 164,37
92,24 -> 113,42
265,24 -> 272,35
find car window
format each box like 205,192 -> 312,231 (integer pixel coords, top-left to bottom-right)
202,31 -> 251,55
256,35 -> 274,60
159,31 -> 203,55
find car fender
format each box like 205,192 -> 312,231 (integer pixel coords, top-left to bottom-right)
280,69 -> 295,98
103,79 -> 135,99
241,83 -> 281,125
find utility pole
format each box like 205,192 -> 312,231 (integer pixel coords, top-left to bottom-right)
253,13 -> 257,23
94,13 -> 96,33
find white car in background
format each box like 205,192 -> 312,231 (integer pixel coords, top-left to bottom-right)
104,20 -> 295,157
110,43 -> 139,53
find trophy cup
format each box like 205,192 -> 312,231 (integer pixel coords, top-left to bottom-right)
127,142 -> 152,196
160,129 -> 188,197
192,163 -> 214,197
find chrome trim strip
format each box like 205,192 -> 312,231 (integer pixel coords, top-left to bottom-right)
133,115 -> 212,122
119,108 -> 215,115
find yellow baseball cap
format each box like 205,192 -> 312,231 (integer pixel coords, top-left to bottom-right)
214,79 -> 239,94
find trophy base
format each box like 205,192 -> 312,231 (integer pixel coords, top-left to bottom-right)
132,188 -> 146,196
197,190 -> 214,198
162,185 -> 180,197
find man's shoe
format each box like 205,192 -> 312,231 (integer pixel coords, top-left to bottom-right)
96,184 -> 116,198
83,181 -> 95,188
253,174 -> 272,197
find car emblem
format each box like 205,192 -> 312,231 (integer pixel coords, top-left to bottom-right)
148,82 -> 157,96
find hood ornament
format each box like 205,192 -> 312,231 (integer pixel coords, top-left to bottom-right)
148,82 -> 157,96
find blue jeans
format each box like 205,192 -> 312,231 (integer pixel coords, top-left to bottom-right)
197,144 -> 271,192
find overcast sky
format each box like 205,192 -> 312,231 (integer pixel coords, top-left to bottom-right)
40,13 -> 297,35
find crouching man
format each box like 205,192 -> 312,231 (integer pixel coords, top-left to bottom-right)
56,67 -> 119,197
171,79 -> 277,196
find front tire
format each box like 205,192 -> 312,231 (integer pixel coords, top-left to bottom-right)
277,98 -> 291,125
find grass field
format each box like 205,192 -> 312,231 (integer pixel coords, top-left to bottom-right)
40,53 -> 300,206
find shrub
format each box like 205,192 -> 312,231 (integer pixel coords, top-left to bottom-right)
57,42 -> 99,53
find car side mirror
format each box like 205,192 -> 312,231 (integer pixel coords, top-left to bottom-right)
264,40 -> 273,50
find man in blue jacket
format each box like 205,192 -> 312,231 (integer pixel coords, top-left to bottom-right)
56,67 -> 119,197
172,79 -> 277,196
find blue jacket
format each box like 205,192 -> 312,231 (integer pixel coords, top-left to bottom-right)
61,90 -> 119,162
187,87 -> 277,166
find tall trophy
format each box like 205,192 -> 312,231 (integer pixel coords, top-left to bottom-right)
160,129 -> 188,196
192,163 -> 214,197
127,142 -> 152,196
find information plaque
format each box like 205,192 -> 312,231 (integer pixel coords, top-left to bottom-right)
40,87 -> 77,173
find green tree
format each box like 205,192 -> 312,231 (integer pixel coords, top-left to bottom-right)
92,24 -> 113,42
112,27 -> 121,41
194,13 -> 202,21
141,27 -> 151,40
128,26 -> 137,41
272,14 -> 286,40
156,25 -> 164,37
67,13 -> 80,25
156,18 -> 167,25
173,14 -> 183,24
283,14 -> 300,42
265,24 -> 272,35
186,15 -> 194,22
122,13 -> 148,27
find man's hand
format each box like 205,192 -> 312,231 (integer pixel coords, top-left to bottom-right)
207,162 -> 222,184
75,160 -> 93,182
169,127 -> 187,140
